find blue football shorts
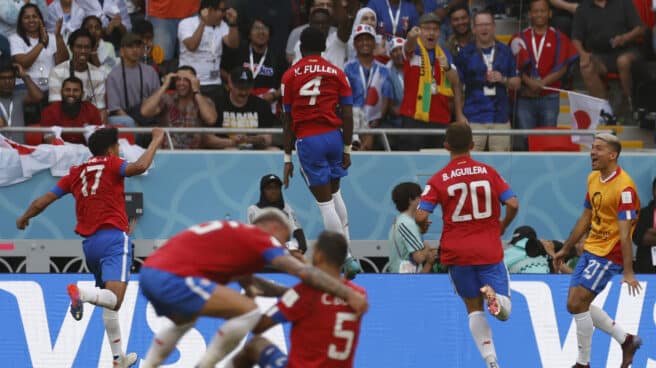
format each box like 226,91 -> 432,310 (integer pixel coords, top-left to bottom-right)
570,251 -> 623,294
82,228 -> 132,288
139,266 -> 218,318
295,129 -> 348,187
448,261 -> 510,299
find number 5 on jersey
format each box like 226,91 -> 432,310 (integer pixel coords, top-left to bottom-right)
299,76 -> 322,105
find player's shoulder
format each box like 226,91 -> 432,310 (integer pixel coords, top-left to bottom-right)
345,280 -> 366,296
617,167 -> 637,185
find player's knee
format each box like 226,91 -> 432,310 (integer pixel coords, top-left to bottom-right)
219,308 -> 261,346
257,342 -> 287,368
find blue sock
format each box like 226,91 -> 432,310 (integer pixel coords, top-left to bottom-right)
258,344 -> 288,368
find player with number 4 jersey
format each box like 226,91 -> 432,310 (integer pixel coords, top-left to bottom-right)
16,127 -> 165,368
281,27 -> 362,280
416,122 -> 518,368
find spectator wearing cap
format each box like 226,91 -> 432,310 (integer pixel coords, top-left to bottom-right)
285,0 -> 337,64
247,173 -> 307,261
454,10 -> 520,152
444,4 -> 473,57
381,37 -> 405,140
367,0 -> 418,39
140,65 -> 217,149
49,29 -> 108,122
343,24 -> 393,151
222,17 -> 286,114
106,32 -> 161,127
504,225 -> 578,273
423,0 -> 467,44
633,177 -> 656,273
399,12 -> 465,151
204,67 -> 278,150
345,7 -> 387,63
177,0 -> 239,103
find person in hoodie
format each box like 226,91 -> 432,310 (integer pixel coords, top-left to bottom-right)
247,173 -> 307,260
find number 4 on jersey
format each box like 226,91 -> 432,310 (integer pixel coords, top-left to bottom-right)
299,76 -> 322,105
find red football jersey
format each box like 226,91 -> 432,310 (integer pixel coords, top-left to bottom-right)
273,281 -> 364,368
143,221 -> 287,283
419,156 -> 515,265
281,56 -> 353,138
53,155 -> 129,237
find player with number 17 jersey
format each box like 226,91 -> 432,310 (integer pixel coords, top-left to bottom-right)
53,155 -> 129,236
281,56 -> 352,139
419,156 -> 515,265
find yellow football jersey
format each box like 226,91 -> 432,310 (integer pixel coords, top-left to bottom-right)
584,167 -> 640,263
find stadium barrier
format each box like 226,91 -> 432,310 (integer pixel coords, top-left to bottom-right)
0,273 -> 654,367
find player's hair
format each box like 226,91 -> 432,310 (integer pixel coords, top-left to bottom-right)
315,231 -> 348,267
595,133 -> 621,157
62,76 -> 84,90
445,122 -> 473,154
391,182 -> 422,212
252,208 -> 292,234
177,65 -> 197,76
300,26 -> 327,54
67,28 -> 97,50
473,9 -> 495,25
448,3 -> 470,18
88,128 -> 119,156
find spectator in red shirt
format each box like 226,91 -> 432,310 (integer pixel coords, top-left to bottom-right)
41,76 -> 102,144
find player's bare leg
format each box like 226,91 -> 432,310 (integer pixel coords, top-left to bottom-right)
195,285 -> 262,368
232,336 -> 287,368
462,296 -> 499,368
567,286 -> 596,367
68,280 -> 135,367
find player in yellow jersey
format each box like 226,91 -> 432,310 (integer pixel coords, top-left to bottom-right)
554,133 -> 642,368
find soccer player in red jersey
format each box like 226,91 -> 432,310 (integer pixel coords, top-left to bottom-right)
281,26 -> 362,279
138,209 -> 368,368
229,231 -> 365,368
415,122 -> 519,368
16,127 -> 165,368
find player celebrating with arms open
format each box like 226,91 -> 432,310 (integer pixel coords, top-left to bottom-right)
17,127 -> 165,368
415,122 -> 519,368
281,27 -> 361,279
554,133 -> 642,368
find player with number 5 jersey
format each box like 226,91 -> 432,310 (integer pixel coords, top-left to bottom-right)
281,27 -> 362,280
16,127 -> 165,368
415,122 -> 519,368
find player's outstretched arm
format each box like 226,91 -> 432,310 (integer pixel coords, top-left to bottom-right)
124,128 -> 165,177
236,275 -> 289,298
16,192 -> 59,229
500,196 -> 519,236
271,255 -> 368,316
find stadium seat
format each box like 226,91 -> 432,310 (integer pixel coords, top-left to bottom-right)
527,127 -> 581,152
24,124 -> 43,146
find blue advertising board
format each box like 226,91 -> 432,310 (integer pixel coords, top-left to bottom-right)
0,274 -> 654,367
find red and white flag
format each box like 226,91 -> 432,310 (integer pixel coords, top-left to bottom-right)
567,91 -> 613,145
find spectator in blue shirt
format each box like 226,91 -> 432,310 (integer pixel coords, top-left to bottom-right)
367,0 -> 418,39
454,10 -> 520,152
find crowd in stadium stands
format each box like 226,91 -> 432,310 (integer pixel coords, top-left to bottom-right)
0,0 -> 655,151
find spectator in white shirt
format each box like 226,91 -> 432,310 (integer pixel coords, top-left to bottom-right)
285,0 -> 336,64
0,0 -> 47,36
46,0 -> 86,41
10,3 -> 69,91
178,0 -> 239,102
77,0 -> 131,48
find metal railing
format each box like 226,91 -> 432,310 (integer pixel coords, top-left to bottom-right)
0,126 -> 612,152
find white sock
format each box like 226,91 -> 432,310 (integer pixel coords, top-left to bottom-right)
468,311 -> 496,363
197,309 -> 261,368
79,287 -> 117,309
332,190 -> 350,241
589,305 -> 627,344
103,309 -> 123,358
141,321 -> 193,368
317,199 -> 343,235
574,311 -> 593,365
495,294 -> 512,321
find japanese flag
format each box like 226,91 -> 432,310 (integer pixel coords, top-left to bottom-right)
567,92 -> 613,145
